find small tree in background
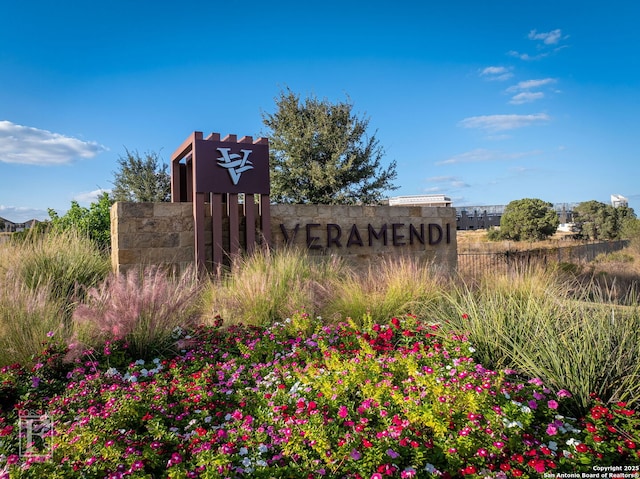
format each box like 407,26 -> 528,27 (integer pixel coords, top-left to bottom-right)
262,88 -> 398,204
111,149 -> 171,203
497,198 -> 559,241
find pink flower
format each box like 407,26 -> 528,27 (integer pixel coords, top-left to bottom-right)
338,405 -> 348,418
401,468 -> 417,478
557,389 -> 572,398
371,474 -> 383,479
547,399 -> 559,410
167,452 -> 183,466
546,424 -> 558,436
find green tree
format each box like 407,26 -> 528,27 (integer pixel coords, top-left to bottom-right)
498,198 -> 559,241
48,192 -> 113,250
111,149 -> 170,202
573,200 -> 623,240
262,88 -> 398,204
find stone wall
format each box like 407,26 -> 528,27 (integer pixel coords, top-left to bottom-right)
111,202 -> 457,273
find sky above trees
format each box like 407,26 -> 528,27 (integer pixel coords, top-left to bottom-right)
1,0 -> 639,221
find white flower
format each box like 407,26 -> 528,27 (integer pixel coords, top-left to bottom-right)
135,359 -> 145,366
520,406 -> 532,414
548,441 -> 558,451
242,457 -> 252,467
239,447 -> 248,456
256,459 -> 267,467
258,444 -> 268,453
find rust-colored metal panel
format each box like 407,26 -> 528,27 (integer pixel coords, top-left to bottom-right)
228,193 -> 239,257
171,131 -> 270,273
194,192 -> 206,271
211,193 -> 224,267
245,194 -> 256,253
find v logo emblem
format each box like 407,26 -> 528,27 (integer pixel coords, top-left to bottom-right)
216,148 -> 254,185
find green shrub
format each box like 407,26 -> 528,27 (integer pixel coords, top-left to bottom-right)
0,275 -> 64,367
437,269 -> 640,414
3,229 -> 110,308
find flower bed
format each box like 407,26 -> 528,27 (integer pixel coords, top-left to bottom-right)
1,314 -> 639,478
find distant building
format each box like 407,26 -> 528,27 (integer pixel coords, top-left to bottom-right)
388,195 -> 452,207
611,194 -> 628,208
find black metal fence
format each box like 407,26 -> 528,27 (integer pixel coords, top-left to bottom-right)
457,240 -> 629,277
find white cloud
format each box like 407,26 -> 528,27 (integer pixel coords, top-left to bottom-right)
479,66 -> 513,81
507,50 -> 545,61
509,92 -> 545,105
73,189 -> 111,205
425,176 -> 470,190
0,120 -> 107,165
437,148 -> 542,165
458,113 -> 550,132
0,205 -> 49,223
528,29 -> 565,45
507,78 -> 557,92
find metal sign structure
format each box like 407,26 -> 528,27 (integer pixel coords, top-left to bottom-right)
171,132 -> 270,271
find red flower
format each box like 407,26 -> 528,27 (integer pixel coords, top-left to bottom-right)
362,438 -> 373,448
462,465 -> 476,475
575,443 -> 589,453
625,440 -> 637,450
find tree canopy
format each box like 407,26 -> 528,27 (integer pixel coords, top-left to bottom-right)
262,88 -> 398,204
573,200 -> 635,240
111,149 -> 171,203
497,198 -> 559,241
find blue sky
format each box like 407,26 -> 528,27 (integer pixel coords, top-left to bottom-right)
1,0 -> 639,222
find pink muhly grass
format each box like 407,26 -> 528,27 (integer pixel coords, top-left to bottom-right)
70,266 -> 201,359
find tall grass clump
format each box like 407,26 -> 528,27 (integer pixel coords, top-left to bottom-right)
69,266 -> 202,360
438,266 -> 640,414
325,256 -> 448,324
202,247 -> 345,327
1,229 -> 110,310
0,273 -> 64,367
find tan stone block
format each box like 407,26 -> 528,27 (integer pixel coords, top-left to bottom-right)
154,202 -> 183,217
116,248 -> 143,265
119,202 -> 155,218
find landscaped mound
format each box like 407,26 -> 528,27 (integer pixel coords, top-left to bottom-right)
1,314 -> 639,478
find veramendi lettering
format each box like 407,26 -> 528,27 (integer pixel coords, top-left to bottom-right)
279,222 -> 452,248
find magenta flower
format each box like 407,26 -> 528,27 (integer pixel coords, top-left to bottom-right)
338,405 -> 348,418
546,424 -> 558,436
547,399 -> 559,410
350,449 -> 361,460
